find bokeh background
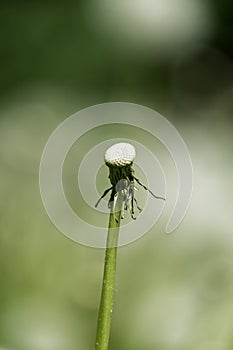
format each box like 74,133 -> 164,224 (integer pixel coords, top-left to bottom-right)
0,1 -> 233,349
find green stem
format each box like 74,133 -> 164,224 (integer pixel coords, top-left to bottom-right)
95,196 -> 123,350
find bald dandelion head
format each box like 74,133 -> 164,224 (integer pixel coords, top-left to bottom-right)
104,142 -> 136,167
95,142 -> 165,221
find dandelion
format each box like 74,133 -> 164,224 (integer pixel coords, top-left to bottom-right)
95,143 -> 165,350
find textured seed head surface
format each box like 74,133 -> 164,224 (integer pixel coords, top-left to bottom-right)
104,143 -> 136,166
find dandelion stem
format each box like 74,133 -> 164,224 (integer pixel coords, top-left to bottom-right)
95,193 -> 123,350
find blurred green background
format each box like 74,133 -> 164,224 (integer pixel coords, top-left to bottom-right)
0,1 -> 233,349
